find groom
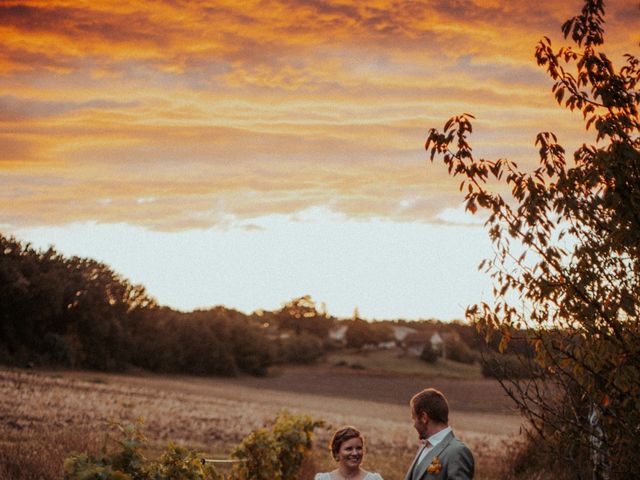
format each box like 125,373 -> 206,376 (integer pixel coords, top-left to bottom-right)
404,388 -> 474,480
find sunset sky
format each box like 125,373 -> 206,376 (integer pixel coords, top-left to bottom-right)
1,0 -> 638,320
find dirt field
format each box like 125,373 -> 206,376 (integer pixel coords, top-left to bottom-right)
0,366 -> 523,480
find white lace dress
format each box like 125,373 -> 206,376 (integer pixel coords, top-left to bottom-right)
314,473 -> 383,480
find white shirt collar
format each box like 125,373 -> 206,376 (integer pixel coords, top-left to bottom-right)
426,426 -> 452,448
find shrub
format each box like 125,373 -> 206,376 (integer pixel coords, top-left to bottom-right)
149,444 -> 224,480
64,412 -> 323,480
230,411 -> 324,480
420,345 -> 438,364
63,420 -> 220,480
276,333 -> 324,364
444,336 -> 477,364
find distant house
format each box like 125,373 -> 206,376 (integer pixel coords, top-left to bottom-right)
404,331 -> 444,357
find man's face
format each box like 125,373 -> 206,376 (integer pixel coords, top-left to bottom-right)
411,407 -> 428,440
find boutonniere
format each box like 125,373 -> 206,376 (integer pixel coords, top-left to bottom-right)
426,456 -> 442,474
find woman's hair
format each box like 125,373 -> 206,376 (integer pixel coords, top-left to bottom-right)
330,426 -> 364,460
410,388 -> 449,424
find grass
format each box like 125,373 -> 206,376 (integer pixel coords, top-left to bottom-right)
0,428 -> 104,480
326,348 -> 483,379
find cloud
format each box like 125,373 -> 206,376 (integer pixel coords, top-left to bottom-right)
0,95 -> 139,121
0,0 -> 577,74
0,0 -> 635,230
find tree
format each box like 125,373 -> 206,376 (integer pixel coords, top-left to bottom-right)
0,235 -> 155,369
425,1 -> 639,478
275,295 -> 334,338
343,318 -> 390,349
419,344 -> 438,364
275,332 -> 324,364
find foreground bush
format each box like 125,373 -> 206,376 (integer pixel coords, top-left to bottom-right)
64,421 -> 220,480
64,412 -> 323,480
230,411 -> 323,480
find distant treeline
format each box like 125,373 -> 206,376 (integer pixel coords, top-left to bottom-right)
0,233 -> 533,377
0,234 -> 272,375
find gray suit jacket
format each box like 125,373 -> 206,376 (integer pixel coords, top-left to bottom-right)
403,431 -> 474,480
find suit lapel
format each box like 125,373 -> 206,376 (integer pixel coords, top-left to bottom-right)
412,431 -> 454,479
405,444 -> 427,480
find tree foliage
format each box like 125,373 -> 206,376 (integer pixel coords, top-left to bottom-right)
419,344 -> 438,364
345,318 -> 392,349
275,332 -> 324,364
230,411 -> 323,480
275,295 -> 334,339
425,0 -> 639,477
443,334 -> 477,364
0,236 -> 153,370
0,235 -> 273,376
64,420 -> 222,480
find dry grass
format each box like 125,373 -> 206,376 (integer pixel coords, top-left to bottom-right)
0,366 -> 523,480
0,427 -> 103,480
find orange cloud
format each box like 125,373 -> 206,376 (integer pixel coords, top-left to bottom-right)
0,0 -> 636,230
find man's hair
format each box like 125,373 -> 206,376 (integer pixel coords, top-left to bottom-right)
410,388 -> 449,424
330,426 -> 363,460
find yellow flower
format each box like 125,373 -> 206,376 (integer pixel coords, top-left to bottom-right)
426,456 -> 442,474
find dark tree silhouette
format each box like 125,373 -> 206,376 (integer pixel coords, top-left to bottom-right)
0,234 -> 273,376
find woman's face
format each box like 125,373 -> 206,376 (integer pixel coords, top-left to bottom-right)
336,436 -> 364,469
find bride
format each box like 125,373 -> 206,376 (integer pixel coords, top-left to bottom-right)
314,426 -> 383,480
